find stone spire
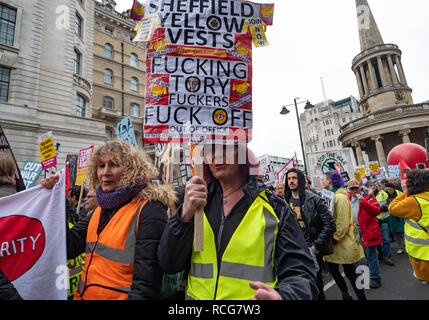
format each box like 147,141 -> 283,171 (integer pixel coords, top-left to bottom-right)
356,0 -> 384,51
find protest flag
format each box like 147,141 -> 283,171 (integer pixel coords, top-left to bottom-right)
399,158 -> 411,181
0,170 -> 67,299
130,0 -> 145,21
65,162 -> 71,197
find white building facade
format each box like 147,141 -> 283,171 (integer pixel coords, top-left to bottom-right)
300,96 -> 362,190
0,0 -> 105,175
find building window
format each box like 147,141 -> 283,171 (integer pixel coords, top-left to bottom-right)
104,69 -> 113,84
130,77 -> 138,91
0,5 -> 16,46
104,25 -> 114,36
75,13 -> 82,37
0,67 -> 10,102
104,43 -> 113,59
73,49 -> 81,75
130,53 -> 138,67
106,127 -> 113,139
103,96 -> 113,109
130,103 -> 139,117
76,94 -> 85,117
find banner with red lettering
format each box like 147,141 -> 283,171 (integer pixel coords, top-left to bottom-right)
141,0 -> 274,144
0,171 -> 67,299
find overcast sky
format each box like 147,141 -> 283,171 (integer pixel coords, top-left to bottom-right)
114,0 -> 429,159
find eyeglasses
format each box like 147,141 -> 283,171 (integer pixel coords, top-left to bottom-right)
85,195 -> 96,199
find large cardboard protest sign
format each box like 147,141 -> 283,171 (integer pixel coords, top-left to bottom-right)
142,0 -> 274,144
0,126 -> 25,191
38,131 -> 57,171
0,171 -> 67,299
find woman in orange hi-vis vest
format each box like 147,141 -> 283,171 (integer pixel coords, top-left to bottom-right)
42,140 -> 176,300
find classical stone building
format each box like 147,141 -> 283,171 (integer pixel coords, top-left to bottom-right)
93,0 -> 147,150
339,0 -> 429,169
0,0 -> 105,172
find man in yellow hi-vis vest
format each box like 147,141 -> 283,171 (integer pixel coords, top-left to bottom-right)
389,170 -> 429,283
158,144 -> 318,300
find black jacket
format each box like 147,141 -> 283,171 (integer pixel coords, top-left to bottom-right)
67,200 -> 168,300
284,169 -> 336,256
0,268 -> 22,300
158,177 -> 318,300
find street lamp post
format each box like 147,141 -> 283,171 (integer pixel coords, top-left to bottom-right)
280,98 -> 313,176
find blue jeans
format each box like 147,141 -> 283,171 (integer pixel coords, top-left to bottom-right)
378,221 -> 392,258
363,246 -> 381,280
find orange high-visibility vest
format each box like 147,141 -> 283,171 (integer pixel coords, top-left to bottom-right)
74,200 -> 148,300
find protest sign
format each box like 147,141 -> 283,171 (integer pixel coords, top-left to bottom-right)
142,0 -> 274,144
115,116 -> 139,149
387,165 -> 401,181
75,146 -> 94,186
321,189 -> 334,216
276,157 -> 295,185
354,165 -> 367,181
257,153 -> 276,186
0,171 -> 67,299
368,161 -> 381,176
38,131 -> 57,171
20,161 -> 43,189
0,126 -> 25,191
341,171 -> 350,183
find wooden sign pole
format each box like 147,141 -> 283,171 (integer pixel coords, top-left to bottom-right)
76,176 -> 85,215
193,144 -> 204,252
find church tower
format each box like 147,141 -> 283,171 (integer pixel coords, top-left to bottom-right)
352,0 -> 413,115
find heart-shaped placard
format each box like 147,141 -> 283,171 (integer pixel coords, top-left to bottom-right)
0,215 -> 45,281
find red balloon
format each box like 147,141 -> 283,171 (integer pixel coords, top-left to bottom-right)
387,143 -> 429,169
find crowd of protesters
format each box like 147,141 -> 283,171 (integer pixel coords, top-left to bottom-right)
0,141 -> 428,300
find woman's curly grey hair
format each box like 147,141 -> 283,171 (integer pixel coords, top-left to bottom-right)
86,140 -> 158,190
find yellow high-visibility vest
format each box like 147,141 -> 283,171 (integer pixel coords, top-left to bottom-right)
186,190 -> 279,300
376,190 -> 389,220
404,192 -> 429,261
67,221 -> 85,298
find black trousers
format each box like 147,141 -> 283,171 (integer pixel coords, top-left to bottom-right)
327,262 -> 367,300
316,254 -> 326,300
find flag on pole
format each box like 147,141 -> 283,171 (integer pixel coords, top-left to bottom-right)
0,170 -> 67,300
276,157 -> 296,185
65,162 -> 71,197
399,158 -> 411,181
130,0 -> 146,21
